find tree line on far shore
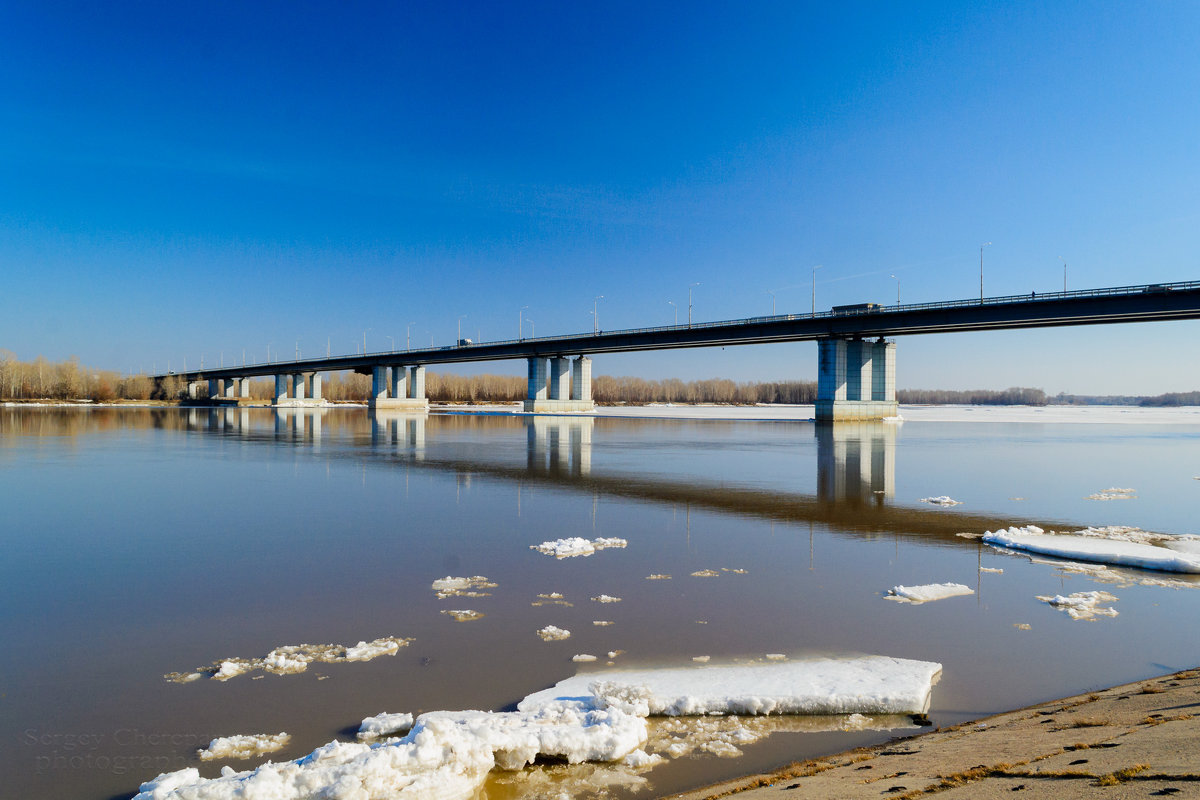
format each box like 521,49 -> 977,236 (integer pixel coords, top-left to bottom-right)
2,352 -> 1195,406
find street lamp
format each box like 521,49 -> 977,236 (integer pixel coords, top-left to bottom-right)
767,289 -> 776,315
668,300 -> 677,325
1060,256 -> 1067,292
524,319 -> 535,338
406,322 -> 415,350
457,315 -> 467,342
363,328 -> 372,353
593,295 -> 604,335
688,283 -> 701,327
811,265 -> 822,314
519,306 -> 528,340
890,274 -> 900,306
980,242 -> 992,302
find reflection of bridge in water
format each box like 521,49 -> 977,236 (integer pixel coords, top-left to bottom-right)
171,407 -> 1051,546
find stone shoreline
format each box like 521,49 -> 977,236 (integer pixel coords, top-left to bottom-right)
667,668 -> 1200,800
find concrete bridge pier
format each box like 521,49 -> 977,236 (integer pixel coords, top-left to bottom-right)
367,365 -> 429,410
274,375 -> 289,405
815,338 -> 897,422
524,355 -> 595,413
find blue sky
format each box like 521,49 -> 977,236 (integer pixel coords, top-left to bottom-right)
2,1 -> 1197,393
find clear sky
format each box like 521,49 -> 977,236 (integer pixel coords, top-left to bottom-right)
2,1 -> 1198,393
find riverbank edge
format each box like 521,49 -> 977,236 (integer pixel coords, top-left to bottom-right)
664,667 -> 1200,800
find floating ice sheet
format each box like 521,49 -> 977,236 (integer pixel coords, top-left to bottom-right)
518,655 -> 942,717
198,733 -> 290,761
919,496 -> 962,506
431,576 -> 497,599
886,583 -> 974,604
165,637 -> 412,683
1037,591 -> 1119,621
983,525 -> 1200,574
135,701 -> 647,800
357,712 -> 414,741
531,538 -> 628,558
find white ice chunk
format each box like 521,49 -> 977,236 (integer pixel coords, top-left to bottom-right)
537,626 -> 571,641
531,537 -> 627,558
357,712 -> 415,740
919,496 -> 962,506
135,701 -> 647,800
591,594 -> 622,604
519,655 -> 942,717
983,526 -> 1200,574
1037,591 -> 1120,621
885,583 -> 974,604
431,575 -> 496,599
198,733 -> 290,760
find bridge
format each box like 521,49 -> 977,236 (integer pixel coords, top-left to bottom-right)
157,280 -> 1200,421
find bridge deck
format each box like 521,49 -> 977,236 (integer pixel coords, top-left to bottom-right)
161,280 -> 1200,381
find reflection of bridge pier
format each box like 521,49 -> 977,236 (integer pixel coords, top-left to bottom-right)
272,408 -> 326,445
370,410 -> 427,459
526,417 -> 593,476
816,422 -> 896,505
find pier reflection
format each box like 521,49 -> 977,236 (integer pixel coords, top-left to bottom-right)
816,422 -> 896,506
370,410 -> 427,459
526,417 -> 593,476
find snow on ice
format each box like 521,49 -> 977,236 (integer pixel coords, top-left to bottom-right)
982,525 -> 1200,573
531,537 -> 628,558
198,733 -> 290,761
431,576 -> 497,599
919,496 -> 963,506
885,583 -> 975,604
1037,591 -> 1120,621
537,626 -> 571,641
165,637 -> 412,683
357,712 -> 415,741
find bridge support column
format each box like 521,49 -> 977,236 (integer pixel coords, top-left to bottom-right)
274,375 -> 289,405
572,356 -> 592,403
310,373 -> 322,402
371,366 -> 388,403
525,355 -> 596,413
815,338 -> 897,422
187,382 -> 199,400
239,377 -> 250,399
292,374 -> 306,402
410,366 -> 425,399
549,357 -> 570,400
389,366 -> 407,400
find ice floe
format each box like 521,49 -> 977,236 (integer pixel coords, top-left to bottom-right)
982,525 -> 1200,573
441,609 -> 484,622
573,654 -> 598,663
1087,487 -> 1137,501
532,592 -> 573,607
165,637 -> 412,683
645,574 -> 672,580
885,583 -> 974,604
591,594 -> 621,604
980,567 -> 1004,574
537,626 -> 571,642
431,576 -> 497,599
690,569 -> 720,577
1037,591 -> 1120,621
357,712 -> 414,741
135,701 -> 648,800
531,537 -> 628,558
197,733 -> 290,761
592,620 -> 614,626
919,496 -> 963,506
519,655 -> 942,716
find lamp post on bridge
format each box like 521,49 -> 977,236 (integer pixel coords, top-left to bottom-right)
407,322 -> 415,350
457,315 -> 467,342
1060,256 -> 1067,292
980,242 -> 992,302
524,319 -> 535,339
891,274 -> 900,306
363,328 -> 372,354
668,300 -> 677,325
519,306 -> 528,340
688,283 -> 700,327
767,289 -> 776,315
593,295 -> 604,334
812,265 -> 822,314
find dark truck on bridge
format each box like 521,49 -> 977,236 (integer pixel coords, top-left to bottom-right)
831,302 -> 883,315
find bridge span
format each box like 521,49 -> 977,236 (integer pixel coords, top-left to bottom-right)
157,280 -> 1200,421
